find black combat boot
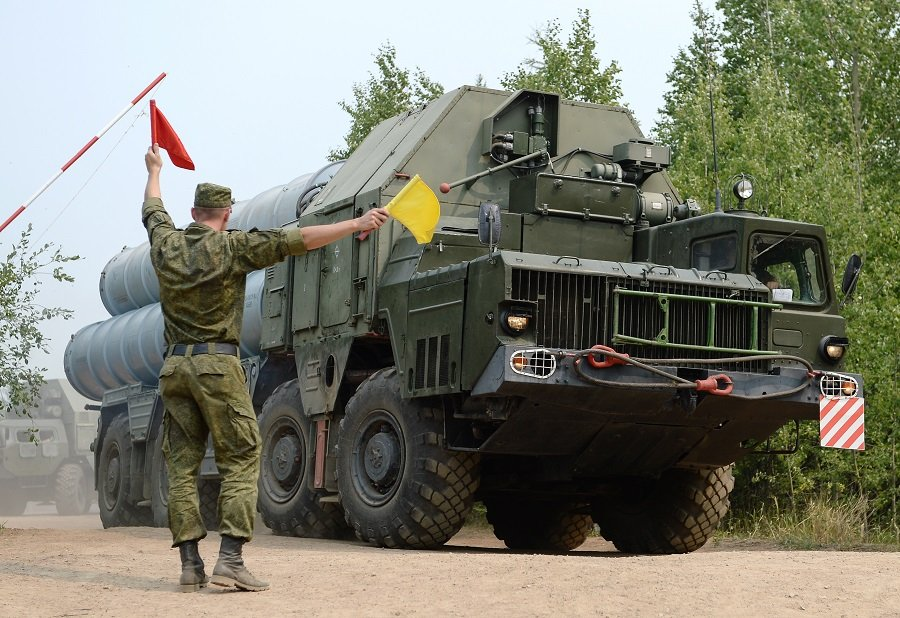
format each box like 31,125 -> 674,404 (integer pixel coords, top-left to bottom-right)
210,535 -> 270,592
178,540 -> 209,593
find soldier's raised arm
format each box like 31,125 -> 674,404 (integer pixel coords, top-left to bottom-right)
144,143 -> 163,201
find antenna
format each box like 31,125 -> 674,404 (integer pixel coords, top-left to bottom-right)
704,31 -> 722,213
709,83 -> 722,212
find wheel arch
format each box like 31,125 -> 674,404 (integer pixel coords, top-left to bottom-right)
292,335 -> 395,420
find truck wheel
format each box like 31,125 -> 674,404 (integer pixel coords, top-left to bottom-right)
150,436 -> 168,528
97,414 -> 145,527
0,483 -> 28,516
54,462 -> 91,515
485,498 -> 593,552
336,368 -> 480,549
257,379 -> 349,539
592,465 -> 734,554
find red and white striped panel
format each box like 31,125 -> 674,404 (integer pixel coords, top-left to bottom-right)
819,396 -> 865,451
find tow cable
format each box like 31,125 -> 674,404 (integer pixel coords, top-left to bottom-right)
571,344 -> 817,400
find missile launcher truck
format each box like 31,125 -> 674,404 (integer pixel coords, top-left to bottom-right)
65,86 -> 864,553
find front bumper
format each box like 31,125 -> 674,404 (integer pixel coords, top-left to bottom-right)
465,345 -> 863,471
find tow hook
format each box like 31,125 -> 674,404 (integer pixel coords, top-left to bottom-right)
585,344 -> 630,369
695,374 -> 734,396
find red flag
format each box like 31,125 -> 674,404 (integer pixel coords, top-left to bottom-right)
150,100 -> 195,170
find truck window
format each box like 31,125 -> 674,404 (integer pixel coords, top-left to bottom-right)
750,233 -> 827,305
691,234 -> 737,272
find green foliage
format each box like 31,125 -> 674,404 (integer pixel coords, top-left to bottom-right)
656,1 -> 737,208
500,9 -> 623,105
329,43 -> 444,161
0,226 -> 78,418
722,495 -> 899,548
658,0 -> 900,532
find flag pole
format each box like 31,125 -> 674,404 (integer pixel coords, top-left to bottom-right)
0,71 -> 167,234
150,99 -> 158,144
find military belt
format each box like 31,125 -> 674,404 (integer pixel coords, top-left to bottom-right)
166,343 -> 239,358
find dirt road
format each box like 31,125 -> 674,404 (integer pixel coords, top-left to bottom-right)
1,504 -> 897,617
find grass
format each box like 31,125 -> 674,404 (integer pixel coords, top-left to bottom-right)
719,497 -> 900,551
464,501 -> 491,529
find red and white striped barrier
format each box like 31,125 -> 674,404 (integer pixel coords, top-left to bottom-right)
0,72 -> 167,234
819,396 -> 865,451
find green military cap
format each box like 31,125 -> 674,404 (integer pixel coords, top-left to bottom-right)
194,183 -> 234,208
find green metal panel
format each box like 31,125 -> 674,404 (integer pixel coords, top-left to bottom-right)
460,256 -> 509,390
509,173 -> 638,222
405,265 -> 467,396
770,309 -> 847,366
353,189 -> 380,322
521,216 -> 634,262
125,387 -> 157,442
291,251 -> 320,332
320,233 -> 353,328
260,260 -> 291,350
295,337 -> 354,416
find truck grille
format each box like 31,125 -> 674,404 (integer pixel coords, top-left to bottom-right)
511,269 -> 772,373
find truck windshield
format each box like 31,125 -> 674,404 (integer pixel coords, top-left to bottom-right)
750,233 -> 827,305
691,233 -> 737,272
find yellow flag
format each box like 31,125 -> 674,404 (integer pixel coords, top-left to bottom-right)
385,174 -> 440,244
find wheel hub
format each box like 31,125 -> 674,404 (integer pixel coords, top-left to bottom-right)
363,431 -> 400,485
272,433 -> 302,484
104,452 -> 120,505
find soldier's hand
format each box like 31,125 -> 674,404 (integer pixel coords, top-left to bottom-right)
358,207 -> 389,231
145,144 -> 163,174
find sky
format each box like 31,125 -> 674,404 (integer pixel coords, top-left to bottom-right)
0,0 -> 713,385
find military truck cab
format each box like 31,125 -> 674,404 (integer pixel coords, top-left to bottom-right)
636,204 -> 854,369
0,379 -> 98,516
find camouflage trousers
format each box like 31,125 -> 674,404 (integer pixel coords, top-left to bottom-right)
158,353 -> 260,546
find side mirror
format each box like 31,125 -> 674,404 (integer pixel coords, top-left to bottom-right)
839,253 -> 862,308
478,202 -> 501,247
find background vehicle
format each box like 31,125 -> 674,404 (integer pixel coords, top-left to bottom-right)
65,86 -> 863,553
0,379 -> 98,516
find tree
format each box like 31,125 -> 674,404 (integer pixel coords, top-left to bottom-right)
0,226 -> 78,417
500,9 -> 623,105
655,1 -> 737,210
329,43 -> 443,161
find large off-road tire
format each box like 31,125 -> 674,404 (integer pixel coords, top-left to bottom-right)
592,465 -> 735,554
485,498 -> 593,552
98,415 -> 149,527
54,462 -> 91,515
336,368 -> 480,549
257,379 -> 350,539
149,436 -> 169,528
0,482 -> 28,516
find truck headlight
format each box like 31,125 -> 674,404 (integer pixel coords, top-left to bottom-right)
505,314 -> 530,332
500,305 -> 534,335
819,336 -> 849,363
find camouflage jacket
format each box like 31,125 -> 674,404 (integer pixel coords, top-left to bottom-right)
142,197 -> 307,346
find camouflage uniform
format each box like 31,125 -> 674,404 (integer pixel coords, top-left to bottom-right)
143,183 -> 307,546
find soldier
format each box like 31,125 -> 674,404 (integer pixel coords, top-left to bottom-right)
142,144 -> 388,592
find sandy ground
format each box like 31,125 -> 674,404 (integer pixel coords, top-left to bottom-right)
1,503 -> 898,617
